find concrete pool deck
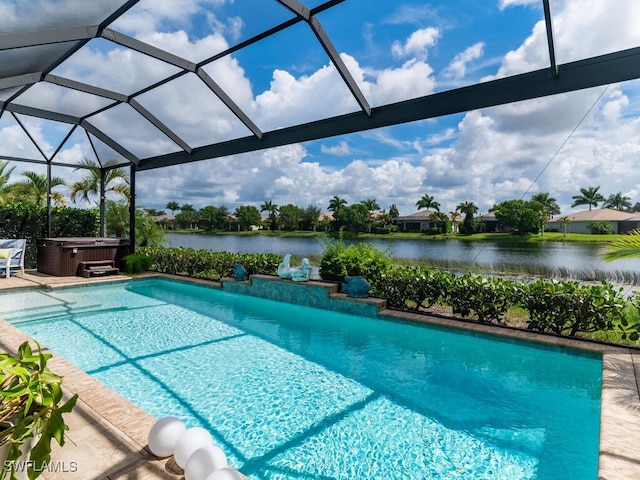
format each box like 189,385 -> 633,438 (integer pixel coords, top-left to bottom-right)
0,270 -> 639,479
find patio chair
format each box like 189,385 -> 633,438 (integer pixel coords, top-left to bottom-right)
0,239 -> 26,278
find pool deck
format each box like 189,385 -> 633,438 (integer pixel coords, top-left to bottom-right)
0,270 -> 639,479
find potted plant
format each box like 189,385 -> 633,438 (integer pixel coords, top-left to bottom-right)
0,341 -> 77,480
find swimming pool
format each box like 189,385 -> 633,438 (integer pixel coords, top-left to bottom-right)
1,278 -> 601,479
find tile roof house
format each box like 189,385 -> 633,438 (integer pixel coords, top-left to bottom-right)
394,210 -> 440,232
547,208 -> 636,234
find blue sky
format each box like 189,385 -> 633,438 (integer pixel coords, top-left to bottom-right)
2,0 -> 640,217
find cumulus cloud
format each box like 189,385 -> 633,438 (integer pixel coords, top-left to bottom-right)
442,42 -> 485,81
391,27 -> 440,61
321,141 -> 352,156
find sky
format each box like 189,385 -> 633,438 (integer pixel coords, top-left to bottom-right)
1,0 -> 640,217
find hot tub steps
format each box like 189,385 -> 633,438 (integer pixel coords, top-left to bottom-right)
79,260 -> 119,278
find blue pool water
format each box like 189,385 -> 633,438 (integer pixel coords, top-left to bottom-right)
1,279 -> 601,479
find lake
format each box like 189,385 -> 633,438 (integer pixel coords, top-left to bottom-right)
165,233 -> 640,278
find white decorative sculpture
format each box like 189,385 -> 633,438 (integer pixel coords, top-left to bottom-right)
185,444 -> 228,480
174,427 -> 214,468
277,254 -> 312,281
148,416 -> 186,457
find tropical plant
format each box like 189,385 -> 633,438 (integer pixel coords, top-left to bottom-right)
571,186 -> 604,211
491,199 -> 540,234
165,201 -> 180,215
11,172 -> 66,207
122,253 -> 153,273
603,192 -> 632,211
318,236 -> 392,282
260,200 -> 279,231
587,221 -> 613,235
0,161 -> 16,205
361,198 -> 380,233
557,216 -> 571,237
301,204 -> 322,231
0,341 -> 78,480
531,192 -> 560,236
175,204 -> 199,230
449,211 -> 460,235
69,158 -> 129,205
328,196 -> 347,231
135,209 -> 166,247
278,204 -> 302,231
233,205 -> 261,231
338,203 -> 370,233
602,229 -> 640,261
416,194 -> 440,212
456,201 -> 478,234
105,200 -> 129,237
523,280 -> 625,336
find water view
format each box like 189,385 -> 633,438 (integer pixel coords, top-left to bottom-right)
166,233 -> 640,277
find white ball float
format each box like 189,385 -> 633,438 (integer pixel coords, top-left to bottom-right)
205,467 -> 243,480
147,416 -> 186,458
184,444 -> 228,480
174,427 -> 214,469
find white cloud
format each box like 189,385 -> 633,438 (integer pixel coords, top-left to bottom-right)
498,0 -> 539,10
442,42 -> 485,81
3,0 -> 640,220
321,141 -> 352,156
391,27 -> 440,61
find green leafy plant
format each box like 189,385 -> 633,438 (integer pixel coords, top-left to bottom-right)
122,253 -> 153,273
447,274 -> 522,323
0,342 -> 77,480
522,279 -> 626,336
372,266 -> 453,311
318,236 -> 392,282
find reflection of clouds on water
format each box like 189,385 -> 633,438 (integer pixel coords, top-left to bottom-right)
166,233 -> 640,275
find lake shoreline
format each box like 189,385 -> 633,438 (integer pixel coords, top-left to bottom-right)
168,229 -> 618,244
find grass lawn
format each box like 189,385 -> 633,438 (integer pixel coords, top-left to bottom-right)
172,229 -> 619,243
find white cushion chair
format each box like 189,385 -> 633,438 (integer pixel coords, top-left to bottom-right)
0,239 -> 26,278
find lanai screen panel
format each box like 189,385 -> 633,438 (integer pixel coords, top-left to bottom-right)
0,0 -> 639,173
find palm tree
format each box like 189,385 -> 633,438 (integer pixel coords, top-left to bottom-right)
166,201 -> 180,215
416,194 -> 440,212
361,198 -> 380,233
12,171 -> 66,207
449,211 -> 460,235
456,201 -> 478,234
69,158 -> 130,205
0,161 -> 16,205
328,196 -> 347,230
531,192 -> 560,236
557,216 -> 571,238
571,186 -> 604,211
603,192 -> 632,211
328,196 -> 347,216
260,200 -> 279,231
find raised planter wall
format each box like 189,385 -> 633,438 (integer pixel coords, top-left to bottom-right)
220,274 -> 386,318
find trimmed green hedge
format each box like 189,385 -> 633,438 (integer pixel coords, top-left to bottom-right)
0,204 -> 99,268
137,246 -> 280,280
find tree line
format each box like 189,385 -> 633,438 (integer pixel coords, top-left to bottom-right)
2,158 -> 636,236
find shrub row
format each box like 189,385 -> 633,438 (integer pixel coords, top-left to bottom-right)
137,246 -> 281,280
0,204 -> 98,268
371,265 -> 639,340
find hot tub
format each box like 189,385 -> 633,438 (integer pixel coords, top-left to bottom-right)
36,237 -> 128,276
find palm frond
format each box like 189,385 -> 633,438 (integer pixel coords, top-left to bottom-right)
603,230 -> 640,262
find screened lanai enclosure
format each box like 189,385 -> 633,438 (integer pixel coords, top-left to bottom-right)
1,0 -> 640,247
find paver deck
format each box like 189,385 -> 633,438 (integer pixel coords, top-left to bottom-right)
1,270 -> 639,479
